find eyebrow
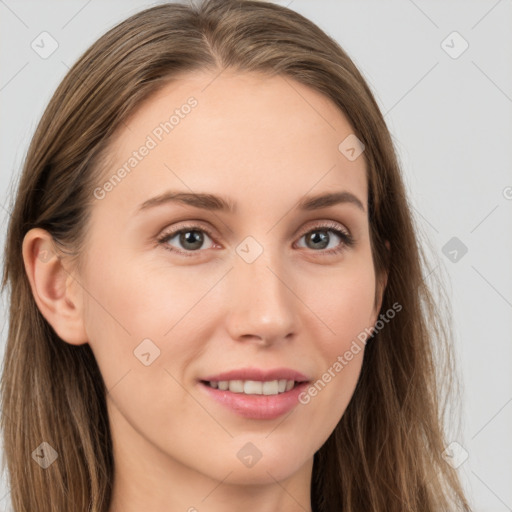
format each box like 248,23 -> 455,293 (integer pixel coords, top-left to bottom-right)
136,190 -> 365,214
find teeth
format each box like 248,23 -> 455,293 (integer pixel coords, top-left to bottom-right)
244,380 -> 262,394
208,379 -> 296,395
262,380 -> 278,395
229,380 -> 244,393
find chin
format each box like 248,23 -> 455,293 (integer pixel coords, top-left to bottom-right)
190,443 -> 312,486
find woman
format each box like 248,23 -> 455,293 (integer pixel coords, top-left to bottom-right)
1,0 -> 472,510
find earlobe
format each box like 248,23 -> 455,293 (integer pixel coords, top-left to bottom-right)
22,228 -> 88,346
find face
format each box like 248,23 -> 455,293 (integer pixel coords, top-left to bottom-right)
77,70 -> 383,493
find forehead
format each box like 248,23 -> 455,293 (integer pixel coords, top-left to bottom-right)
95,70 -> 368,219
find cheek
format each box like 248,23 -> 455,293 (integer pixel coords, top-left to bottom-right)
294,259 -> 377,428
80,249 -> 219,412
81,255 -> 207,442
83,248 -> 206,344
308,257 -> 377,353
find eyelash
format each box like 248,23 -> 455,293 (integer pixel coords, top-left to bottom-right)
157,221 -> 355,258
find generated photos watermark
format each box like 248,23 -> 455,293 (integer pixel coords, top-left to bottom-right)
93,96 -> 198,200
298,301 -> 402,405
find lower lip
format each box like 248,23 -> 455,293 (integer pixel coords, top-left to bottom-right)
198,381 -> 309,420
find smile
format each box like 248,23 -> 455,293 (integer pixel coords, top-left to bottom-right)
204,379 -> 297,395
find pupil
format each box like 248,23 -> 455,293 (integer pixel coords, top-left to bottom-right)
308,231 -> 328,249
181,230 -> 203,250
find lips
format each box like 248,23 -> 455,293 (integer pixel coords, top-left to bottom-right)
198,367 -> 311,420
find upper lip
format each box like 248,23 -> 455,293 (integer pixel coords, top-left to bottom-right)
201,367 -> 310,383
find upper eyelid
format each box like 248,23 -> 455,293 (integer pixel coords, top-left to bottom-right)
158,220 -> 351,246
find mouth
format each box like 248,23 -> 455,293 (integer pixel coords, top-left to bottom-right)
197,368 -> 311,420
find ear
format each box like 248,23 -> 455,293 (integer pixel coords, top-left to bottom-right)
22,228 -> 88,345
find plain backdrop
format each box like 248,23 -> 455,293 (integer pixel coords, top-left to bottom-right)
1,1 -> 511,511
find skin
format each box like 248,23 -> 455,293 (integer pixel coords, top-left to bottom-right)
23,70 -> 387,512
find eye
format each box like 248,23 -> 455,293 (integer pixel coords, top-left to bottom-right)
157,220 -> 354,257
157,224 -> 216,257
295,221 -> 354,256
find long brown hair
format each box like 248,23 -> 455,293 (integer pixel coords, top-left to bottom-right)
1,0 -> 472,510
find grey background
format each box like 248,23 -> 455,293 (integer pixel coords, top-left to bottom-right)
1,1 -> 511,510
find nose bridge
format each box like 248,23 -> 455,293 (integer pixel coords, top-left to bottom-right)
225,236 -> 298,344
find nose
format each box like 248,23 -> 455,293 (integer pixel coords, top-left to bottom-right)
224,246 -> 299,347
